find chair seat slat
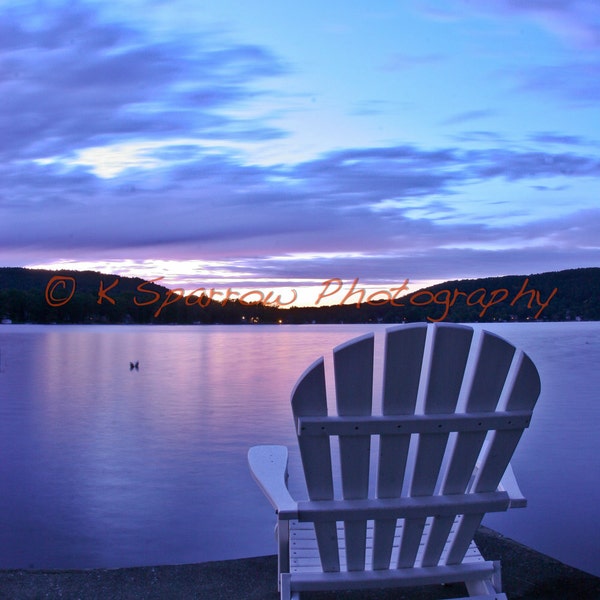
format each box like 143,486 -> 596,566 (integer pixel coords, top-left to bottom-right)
290,520 -> 491,573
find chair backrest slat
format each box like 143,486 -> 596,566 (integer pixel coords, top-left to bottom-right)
422,329 -> 518,566
333,333 -> 374,571
397,325 -> 472,566
466,330 -> 517,412
475,351 -> 540,493
442,330 -> 516,496
291,357 -> 340,571
382,324 -> 427,416
505,351 -> 541,411
423,324 -> 474,414
374,324 -> 427,568
334,333 -> 374,498
291,358 -> 333,500
379,324 -> 427,496
410,324 -> 473,497
446,349 -> 540,565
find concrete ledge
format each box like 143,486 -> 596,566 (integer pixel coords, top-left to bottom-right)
0,527 -> 598,599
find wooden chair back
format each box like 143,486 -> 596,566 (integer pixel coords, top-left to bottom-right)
291,323 -> 540,572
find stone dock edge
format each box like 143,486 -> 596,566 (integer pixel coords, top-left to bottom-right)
0,527 -> 598,599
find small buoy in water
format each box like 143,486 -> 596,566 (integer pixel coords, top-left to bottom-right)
130,361 -> 139,371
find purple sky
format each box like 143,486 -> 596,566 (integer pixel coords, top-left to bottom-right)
1,1 -> 599,303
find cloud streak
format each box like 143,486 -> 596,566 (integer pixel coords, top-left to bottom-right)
3,139 -> 599,279
0,2 -> 286,163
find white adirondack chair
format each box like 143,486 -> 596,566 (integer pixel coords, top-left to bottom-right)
249,323 -> 540,600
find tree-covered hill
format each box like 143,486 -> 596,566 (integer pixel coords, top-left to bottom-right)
0,266 -> 599,324
0,268 -> 270,324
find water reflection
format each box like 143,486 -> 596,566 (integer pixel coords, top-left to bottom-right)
0,323 -> 599,576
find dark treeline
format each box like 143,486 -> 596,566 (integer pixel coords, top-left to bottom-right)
1,267 -> 599,324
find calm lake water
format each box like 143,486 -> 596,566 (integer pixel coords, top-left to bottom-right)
0,322 -> 599,576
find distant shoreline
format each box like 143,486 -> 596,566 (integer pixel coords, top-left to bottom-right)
1,266 -> 599,325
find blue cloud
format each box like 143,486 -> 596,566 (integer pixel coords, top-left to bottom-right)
0,2 -> 287,161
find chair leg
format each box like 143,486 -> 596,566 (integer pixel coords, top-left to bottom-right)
277,520 -> 290,593
466,560 -> 502,596
492,560 -> 503,592
280,573 -> 292,600
465,562 -> 502,596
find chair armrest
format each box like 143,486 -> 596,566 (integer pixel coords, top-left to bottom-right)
248,445 -> 298,519
498,463 -> 527,508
